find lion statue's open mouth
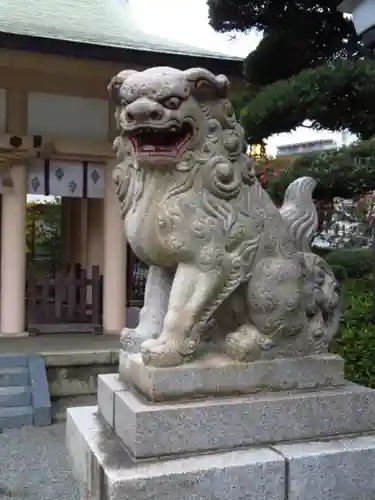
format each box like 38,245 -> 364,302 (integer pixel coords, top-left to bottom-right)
126,122 -> 193,158
108,67 -> 232,166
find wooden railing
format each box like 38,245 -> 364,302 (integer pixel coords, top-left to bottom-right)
26,264 -> 102,334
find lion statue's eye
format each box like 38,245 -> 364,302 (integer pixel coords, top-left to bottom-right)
162,97 -> 182,110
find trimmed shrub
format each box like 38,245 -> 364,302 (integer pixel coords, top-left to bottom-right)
325,248 -> 372,279
331,278 -> 375,388
312,246 -> 332,258
330,264 -> 347,281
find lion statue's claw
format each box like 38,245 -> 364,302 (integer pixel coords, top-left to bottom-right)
140,338 -> 195,367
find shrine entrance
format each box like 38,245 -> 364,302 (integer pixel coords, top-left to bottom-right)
23,156 -> 107,334
0,142 -> 144,336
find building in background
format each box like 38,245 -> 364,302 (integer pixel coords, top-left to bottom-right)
338,0 -> 375,49
0,0 -> 244,337
276,139 -> 338,157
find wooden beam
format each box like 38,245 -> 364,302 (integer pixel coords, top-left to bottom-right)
0,142 -> 54,187
0,50 -> 246,99
0,68 -> 110,99
0,50 -> 125,78
5,88 -> 27,135
0,134 -> 115,163
0,133 -> 46,151
53,138 -> 114,161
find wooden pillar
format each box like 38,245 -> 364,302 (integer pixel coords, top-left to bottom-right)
80,199 -> 88,270
86,198 -> 103,304
87,198 -> 103,272
69,198 -> 82,267
102,161 -> 126,334
101,102 -> 126,333
0,89 -> 27,335
60,197 -> 71,268
0,196 -> 2,285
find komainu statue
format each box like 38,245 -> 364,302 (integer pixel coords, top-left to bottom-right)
109,66 -> 341,367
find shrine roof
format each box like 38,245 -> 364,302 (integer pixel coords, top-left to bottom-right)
0,0 -> 243,72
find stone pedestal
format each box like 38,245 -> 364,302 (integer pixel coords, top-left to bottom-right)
67,353 -> 375,500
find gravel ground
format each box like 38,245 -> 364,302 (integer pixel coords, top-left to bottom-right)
0,424 -> 80,500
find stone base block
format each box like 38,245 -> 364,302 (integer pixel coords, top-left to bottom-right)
98,373 -> 375,459
274,436 -> 375,500
119,351 -> 345,401
67,405 -> 375,500
67,405 -> 285,500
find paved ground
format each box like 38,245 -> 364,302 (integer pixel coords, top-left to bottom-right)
0,424 -> 80,500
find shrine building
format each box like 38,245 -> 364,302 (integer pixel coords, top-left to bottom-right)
0,0 -> 243,337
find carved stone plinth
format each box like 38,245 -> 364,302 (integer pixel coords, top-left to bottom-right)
119,351 -> 345,401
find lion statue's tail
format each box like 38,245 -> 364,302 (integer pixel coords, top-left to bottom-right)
279,176 -> 318,252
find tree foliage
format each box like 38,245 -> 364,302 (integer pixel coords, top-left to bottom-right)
207,0 -> 372,142
241,59 -> 375,143
26,200 -> 61,261
259,138 -> 375,203
208,0 -> 360,79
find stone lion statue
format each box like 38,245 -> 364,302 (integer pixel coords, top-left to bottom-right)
108,66 -> 341,367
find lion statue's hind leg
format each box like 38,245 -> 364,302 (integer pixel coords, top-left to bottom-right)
224,252 -> 341,362
224,257 -> 308,361
225,324 -> 271,362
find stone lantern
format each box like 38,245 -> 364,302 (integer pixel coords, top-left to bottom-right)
338,0 -> 375,48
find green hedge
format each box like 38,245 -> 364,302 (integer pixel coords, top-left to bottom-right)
331,278 -> 375,388
325,248 -> 373,279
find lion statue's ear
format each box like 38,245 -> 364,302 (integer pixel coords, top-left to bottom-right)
184,68 -> 229,101
108,70 -> 138,104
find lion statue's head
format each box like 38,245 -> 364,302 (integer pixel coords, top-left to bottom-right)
108,66 -> 249,170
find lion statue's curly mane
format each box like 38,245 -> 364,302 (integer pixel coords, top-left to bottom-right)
108,66 -> 340,367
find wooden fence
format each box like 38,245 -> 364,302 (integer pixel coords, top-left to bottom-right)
26,264 -> 102,334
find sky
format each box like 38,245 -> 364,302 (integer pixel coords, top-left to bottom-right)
130,0 -> 357,155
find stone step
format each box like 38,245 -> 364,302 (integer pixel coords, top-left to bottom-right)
52,394 -> 97,422
0,405 -> 33,430
0,386 -> 32,408
0,367 -> 29,387
0,354 -> 28,369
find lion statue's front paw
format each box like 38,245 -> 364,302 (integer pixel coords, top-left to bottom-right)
120,327 -> 159,353
140,337 -> 197,367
